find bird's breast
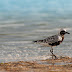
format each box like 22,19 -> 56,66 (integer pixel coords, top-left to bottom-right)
62,35 -> 64,42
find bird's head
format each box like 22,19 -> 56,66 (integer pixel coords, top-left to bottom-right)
60,28 -> 70,36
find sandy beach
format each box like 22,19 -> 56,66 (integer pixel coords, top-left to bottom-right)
0,56 -> 72,72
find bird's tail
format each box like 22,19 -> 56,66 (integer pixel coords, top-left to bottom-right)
33,40 -> 43,43
33,40 -> 37,43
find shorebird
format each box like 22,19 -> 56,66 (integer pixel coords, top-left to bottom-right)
33,28 -> 70,59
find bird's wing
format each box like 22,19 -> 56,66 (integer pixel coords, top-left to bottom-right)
33,35 -> 62,44
43,35 -> 62,43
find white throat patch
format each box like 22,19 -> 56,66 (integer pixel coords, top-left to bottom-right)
58,36 -> 62,41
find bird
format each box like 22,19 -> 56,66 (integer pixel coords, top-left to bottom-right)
33,28 -> 70,59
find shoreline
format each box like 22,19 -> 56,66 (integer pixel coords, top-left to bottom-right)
0,56 -> 72,72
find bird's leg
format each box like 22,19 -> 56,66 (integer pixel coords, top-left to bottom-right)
50,47 -> 57,59
50,47 -> 53,59
50,48 -> 55,59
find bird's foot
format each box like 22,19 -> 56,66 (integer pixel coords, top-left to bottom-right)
52,54 -> 58,59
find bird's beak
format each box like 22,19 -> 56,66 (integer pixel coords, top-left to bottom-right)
65,32 -> 70,34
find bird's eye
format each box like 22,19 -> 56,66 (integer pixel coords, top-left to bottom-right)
60,30 -> 66,35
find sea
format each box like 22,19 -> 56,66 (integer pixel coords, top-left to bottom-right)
0,0 -> 72,62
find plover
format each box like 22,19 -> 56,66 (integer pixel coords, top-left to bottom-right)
33,28 -> 70,59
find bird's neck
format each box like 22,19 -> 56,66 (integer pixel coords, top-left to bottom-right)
58,33 -> 64,42
58,33 -> 64,41
61,35 -> 64,42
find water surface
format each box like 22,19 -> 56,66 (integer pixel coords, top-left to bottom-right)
0,0 -> 72,62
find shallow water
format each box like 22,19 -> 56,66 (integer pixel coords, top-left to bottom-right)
0,0 -> 72,62
0,17 -> 72,63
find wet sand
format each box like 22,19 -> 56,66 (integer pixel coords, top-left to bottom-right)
0,56 -> 72,72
